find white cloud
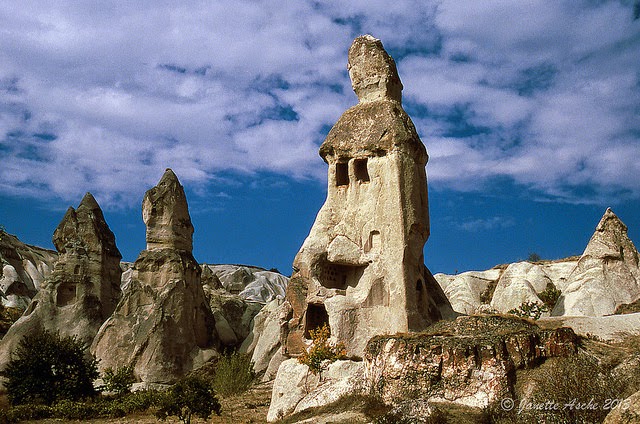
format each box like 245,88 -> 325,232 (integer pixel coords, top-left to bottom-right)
0,0 -> 638,207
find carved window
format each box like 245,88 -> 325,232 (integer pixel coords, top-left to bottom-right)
335,162 -> 349,186
354,158 -> 370,182
304,303 -> 330,339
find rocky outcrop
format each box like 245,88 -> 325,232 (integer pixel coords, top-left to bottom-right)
240,298 -> 287,381
435,268 -> 502,315
267,358 -> 365,422
364,315 -> 578,410
604,389 -> 640,423
0,231 -> 57,310
0,193 -> 122,366
553,208 -> 640,316
91,169 -> 216,384
282,35 -> 453,358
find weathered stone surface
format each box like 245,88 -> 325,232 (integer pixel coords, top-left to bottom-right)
91,169 -> 216,384
283,35 -> 453,357
539,313 -> 640,342
364,315 -> 578,409
603,390 -> 640,424
435,269 -> 502,314
0,231 -> 57,309
240,298 -> 286,380
267,358 -> 364,422
553,208 -> 640,316
0,193 -> 122,367
491,262 -> 552,313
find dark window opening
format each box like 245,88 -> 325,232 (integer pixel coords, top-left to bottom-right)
304,303 -> 330,338
73,265 -> 80,274
354,158 -> 370,182
336,162 -> 349,186
416,279 -> 424,307
56,282 -> 77,307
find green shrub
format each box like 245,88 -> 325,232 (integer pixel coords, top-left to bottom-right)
102,365 -> 136,396
212,351 -> 255,396
508,301 -> 548,320
298,323 -> 346,377
156,375 -> 221,424
538,283 -> 561,309
0,329 -> 99,405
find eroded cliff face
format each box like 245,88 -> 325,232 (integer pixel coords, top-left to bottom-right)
364,315 -> 578,409
282,35 -> 452,358
92,169 -> 216,384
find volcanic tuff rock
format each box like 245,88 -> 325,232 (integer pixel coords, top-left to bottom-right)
553,208 -> 640,316
364,315 -> 578,410
0,193 -> 122,367
282,35 -> 453,358
91,169 -> 216,384
0,230 -> 57,310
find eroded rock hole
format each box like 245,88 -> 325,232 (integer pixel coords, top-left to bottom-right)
304,303 -> 329,338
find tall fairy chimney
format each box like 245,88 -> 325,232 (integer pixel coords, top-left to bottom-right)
282,35 -> 453,356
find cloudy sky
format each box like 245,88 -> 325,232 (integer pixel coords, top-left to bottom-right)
1,0 -> 639,274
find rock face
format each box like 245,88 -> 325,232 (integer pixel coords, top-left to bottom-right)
364,315 -> 578,410
282,35 -> 453,357
91,169 -> 216,384
267,358 -> 365,422
0,231 -> 57,309
203,264 -> 288,304
553,208 -> 640,316
0,193 -> 122,366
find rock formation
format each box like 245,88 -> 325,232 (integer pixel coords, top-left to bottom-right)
282,35 -> 453,357
0,193 -> 122,366
0,230 -> 57,310
553,208 -> 640,316
364,315 -> 578,410
91,169 -> 216,384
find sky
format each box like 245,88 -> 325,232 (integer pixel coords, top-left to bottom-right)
1,1 -> 639,276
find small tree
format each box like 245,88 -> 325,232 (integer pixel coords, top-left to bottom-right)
102,365 -> 136,396
1,329 -> 99,405
212,351 -> 255,396
156,375 -> 221,424
298,323 -> 346,379
538,282 -> 562,309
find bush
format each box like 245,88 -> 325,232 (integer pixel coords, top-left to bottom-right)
102,365 -> 136,396
212,351 -> 255,397
508,301 -> 548,320
0,329 -> 99,405
156,375 -> 221,424
298,323 -> 346,377
538,283 -> 561,310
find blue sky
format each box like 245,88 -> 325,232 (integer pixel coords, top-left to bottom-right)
1,1 -> 639,275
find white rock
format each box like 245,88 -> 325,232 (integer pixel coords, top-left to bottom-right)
434,269 -> 501,314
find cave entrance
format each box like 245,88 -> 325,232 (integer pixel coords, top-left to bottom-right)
304,303 -> 330,339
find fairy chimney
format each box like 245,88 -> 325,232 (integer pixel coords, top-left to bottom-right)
92,169 -> 216,384
282,35 -> 453,356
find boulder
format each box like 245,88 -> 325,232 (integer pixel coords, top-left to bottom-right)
282,35 -> 452,357
91,169 -> 216,384
603,390 -> 640,424
0,193 -> 122,367
553,208 -> 640,316
267,358 -> 365,422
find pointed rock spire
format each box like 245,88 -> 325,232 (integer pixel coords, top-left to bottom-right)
142,168 -> 194,252
552,208 -> 640,316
